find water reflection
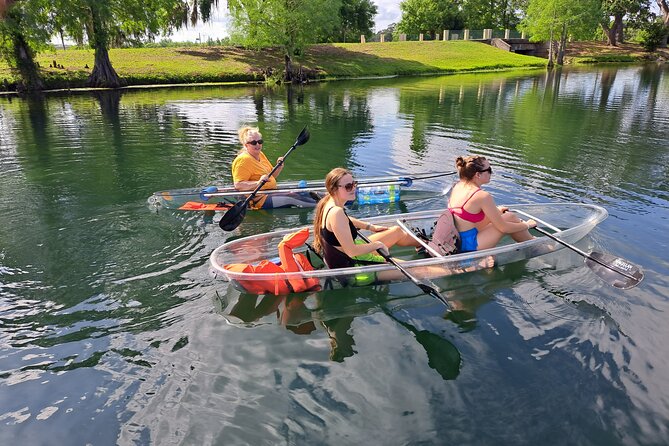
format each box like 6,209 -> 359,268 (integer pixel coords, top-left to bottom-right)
0,65 -> 668,444
217,286 -> 463,380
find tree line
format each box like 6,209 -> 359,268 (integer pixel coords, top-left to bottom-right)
1,0 -> 667,92
395,0 -> 668,66
0,0 -> 377,91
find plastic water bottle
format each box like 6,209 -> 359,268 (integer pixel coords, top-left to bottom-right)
356,185 -> 401,204
199,186 -> 218,201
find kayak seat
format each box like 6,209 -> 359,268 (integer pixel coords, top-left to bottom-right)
304,240 -> 380,288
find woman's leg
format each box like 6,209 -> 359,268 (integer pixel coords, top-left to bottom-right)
476,224 -> 506,250
368,226 -> 419,248
477,212 -> 533,249
501,211 -> 534,242
262,192 -> 318,209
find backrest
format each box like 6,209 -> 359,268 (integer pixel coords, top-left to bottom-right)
428,210 -> 460,256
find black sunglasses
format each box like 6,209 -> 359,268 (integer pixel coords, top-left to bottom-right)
246,139 -> 264,146
338,181 -> 358,192
478,167 -> 493,174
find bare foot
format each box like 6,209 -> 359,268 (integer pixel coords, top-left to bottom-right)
459,255 -> 495,273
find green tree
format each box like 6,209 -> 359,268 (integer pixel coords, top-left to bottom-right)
461,0 -> 524,29
600,0 -> 651,45
520,0 -> 600,66
659,0 -> 669,24
227,0 -> 341,81
397,0 -> 464,39
52,0 -> 183,88
638,19 -> 668,49
166,0 -> 220,32
654,0 -> 668,46
0,0 -> 50,91
337,0 -> 377,42
375,22 -> 397,41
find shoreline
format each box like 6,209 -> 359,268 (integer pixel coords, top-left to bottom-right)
0,66 -> 549,97
1,41 -> 666,96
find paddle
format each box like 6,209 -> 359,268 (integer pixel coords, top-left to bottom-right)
509,208 -> 643,289
531,226 -> 643,289
219,126 -> 310,231
356,232 -> 451,309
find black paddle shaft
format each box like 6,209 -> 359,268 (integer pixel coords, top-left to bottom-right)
357,232 -> 450,308
219,127 -> 310,231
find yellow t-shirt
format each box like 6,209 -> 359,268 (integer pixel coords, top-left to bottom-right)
231,151 -> 277,209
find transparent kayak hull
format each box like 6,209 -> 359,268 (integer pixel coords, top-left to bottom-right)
148,172 -> 452,211
210,203 -> 608,294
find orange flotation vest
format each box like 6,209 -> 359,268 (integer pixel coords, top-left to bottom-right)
223,228 -> 321,295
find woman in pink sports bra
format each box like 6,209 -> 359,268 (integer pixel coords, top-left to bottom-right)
449,155 -> 536,252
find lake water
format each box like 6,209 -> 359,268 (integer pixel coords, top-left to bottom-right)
1,65 -> 668,445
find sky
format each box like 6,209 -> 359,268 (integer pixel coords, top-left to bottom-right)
169,0 -> 402,42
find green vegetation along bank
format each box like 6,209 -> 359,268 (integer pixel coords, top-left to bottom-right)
0,41 -> 547,91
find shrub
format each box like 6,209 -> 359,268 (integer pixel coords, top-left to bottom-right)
638,22 -> 668,52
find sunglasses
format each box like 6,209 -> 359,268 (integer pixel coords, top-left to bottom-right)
246,139 -> 264,146
337,181 -> 358,192
478,167 -> 493,174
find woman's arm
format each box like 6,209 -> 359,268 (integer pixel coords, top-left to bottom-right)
234,175 -> 277,191
349,216 -> 388,233
271,156 -> 284,178
479,193 -> 535,233
232,156 -> 278,191
330,208 -> 387,257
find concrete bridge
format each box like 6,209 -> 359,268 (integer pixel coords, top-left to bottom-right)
486,38 -> 548,57
369,30 -> 548,59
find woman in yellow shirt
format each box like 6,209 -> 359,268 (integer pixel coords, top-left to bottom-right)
232,126 -> 318,209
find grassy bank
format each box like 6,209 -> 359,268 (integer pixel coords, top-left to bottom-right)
0,41 -> 546,91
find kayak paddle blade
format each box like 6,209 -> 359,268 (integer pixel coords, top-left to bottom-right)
218,202 -> 247,231
295,126 -> 310,146
585,251 -> 644,290
419,283 -> 450,309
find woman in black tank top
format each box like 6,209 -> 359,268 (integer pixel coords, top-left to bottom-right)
312,168 -> 421,270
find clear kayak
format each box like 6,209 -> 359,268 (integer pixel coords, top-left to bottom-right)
147,172 -> 454,211
210,203 -> 609,294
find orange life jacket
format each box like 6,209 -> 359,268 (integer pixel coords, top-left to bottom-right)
223,227 -> 321,295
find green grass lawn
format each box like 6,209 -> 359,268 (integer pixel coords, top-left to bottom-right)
0,40 -> 547,90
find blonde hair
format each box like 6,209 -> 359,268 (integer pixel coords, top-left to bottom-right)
312,167 -> 352,254
238,126 -> 261,145
455,155 -> 487,180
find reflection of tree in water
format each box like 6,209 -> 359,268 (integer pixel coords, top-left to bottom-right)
597,68 -> 617,109
25,94 -> 50,163
281,82 -> 376,175
94,89 -> 123,160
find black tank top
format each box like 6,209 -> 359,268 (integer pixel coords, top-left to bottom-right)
320,207 -> 357,247
320,207 -> 358,269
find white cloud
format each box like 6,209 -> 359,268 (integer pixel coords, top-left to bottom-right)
372,0 -> 402,32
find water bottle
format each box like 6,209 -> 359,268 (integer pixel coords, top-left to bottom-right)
356,185 -> 401,204
199,186 -> 218,201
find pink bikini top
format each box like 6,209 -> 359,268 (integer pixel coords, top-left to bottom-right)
449,189 -> 485,223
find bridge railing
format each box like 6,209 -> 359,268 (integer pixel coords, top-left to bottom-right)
366,29 -> 527,43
